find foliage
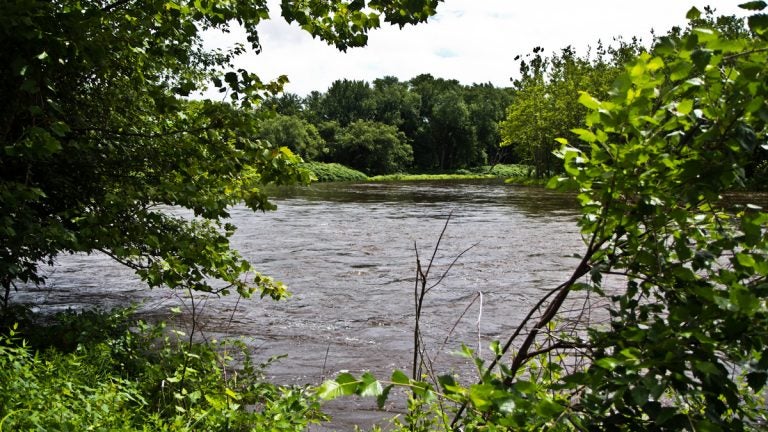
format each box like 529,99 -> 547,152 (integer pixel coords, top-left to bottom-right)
409,74 -> 487,170
320,4 -> 768,431
483,164 -> 530,178
319,79 -> 376,127
0,0 -> 443,300
275,74 -> 513,174
257,114 -> 326,160
300,162 -> 369,182
332,120 -> 414,175
547,5 -> 768,428
500,42 -> 641,178
465,84 -> 515,165
0,309 -> 326,431
368,164 -> 530,181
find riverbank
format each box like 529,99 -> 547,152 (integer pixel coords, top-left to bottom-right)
300,161 -> 540,183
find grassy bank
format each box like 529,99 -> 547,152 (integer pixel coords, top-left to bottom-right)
301,162 -> 535,183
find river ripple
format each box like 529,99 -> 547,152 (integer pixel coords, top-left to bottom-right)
15,180 -> 587,429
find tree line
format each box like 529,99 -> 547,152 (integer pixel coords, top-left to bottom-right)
257,75 -> 513,175
261,8 -> 768,188
255,46 -> 638,177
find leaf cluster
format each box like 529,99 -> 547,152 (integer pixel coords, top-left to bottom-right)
0,1 -> 444,298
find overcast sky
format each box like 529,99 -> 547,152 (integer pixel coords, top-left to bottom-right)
204,1 -> 749,96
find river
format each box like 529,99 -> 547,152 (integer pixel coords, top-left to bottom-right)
15,180 -> 587,429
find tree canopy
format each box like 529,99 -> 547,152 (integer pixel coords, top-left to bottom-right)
0,0 -> 442,302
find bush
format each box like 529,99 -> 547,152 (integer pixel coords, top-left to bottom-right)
0,309 -> 327,431
301,162 -> 369,182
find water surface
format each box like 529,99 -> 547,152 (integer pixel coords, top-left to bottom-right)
17,180 -> 586,429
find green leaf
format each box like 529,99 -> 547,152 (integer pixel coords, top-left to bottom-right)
736,253 -> 757,269
317,373 -> 359,399
376,384 -> 393,408
391,370 -> 409,385
748,14 -> 768,34
359,372 -> 383,397
693,361 -> 722,376
572,128 -> 597,143
686,6 -> 701,20
536,398 -> 565,417
677,99 -> 693,115
739,1 -> 767,11
631,386 -> 650,406
468,384 -> 495,410
578,92 -> 600,110
595,357 -> 620,371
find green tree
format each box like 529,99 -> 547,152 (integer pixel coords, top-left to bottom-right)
465,83 -> 514,165
333,120 -> 413,175
370,76 -> 422,134
500,44 -> 638,177
431,90 -> 482,169
321,5 -> 768,430
257,114 -> 326,161
264,92 -> 305,117
408,74 -> 485,170
321,79 -> 375,126
0,0 -> 441,302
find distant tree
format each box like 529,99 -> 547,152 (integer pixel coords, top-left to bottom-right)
465,83 -> 514,165
500,44 -> 637,177
264,93 -> 305,116
257,115 -> 325,161
431,90 -> 482,169
409,74 -> 484,170
370,76 -> 421,134
333,120 -> 413,175
322,79 -> 375,126
301,90 -> 326,124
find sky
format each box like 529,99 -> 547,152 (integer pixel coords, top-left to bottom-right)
204,1 -> 750,96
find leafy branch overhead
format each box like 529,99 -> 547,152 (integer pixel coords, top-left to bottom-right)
0,0 -> 442,299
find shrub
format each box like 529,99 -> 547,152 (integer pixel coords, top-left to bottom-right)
0,309 -> 326,431
301,162 -> 369,182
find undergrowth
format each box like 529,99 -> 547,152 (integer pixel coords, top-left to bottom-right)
0,307 -> 326,431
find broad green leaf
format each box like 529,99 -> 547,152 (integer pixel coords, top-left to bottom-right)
359,372 -> 383,397
572,128 -> 597,143
391,369 -> 409,385
578,92 -> 600,110
631,386 -> 650,406
317,373 -> 359,399
536,398 -> 565,417
677,99 -> 693,115
736,253 -> 757,268
595,357 -> 620,371
376,384 -> 393,408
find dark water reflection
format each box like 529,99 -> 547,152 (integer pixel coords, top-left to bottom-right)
17,181 -> 588,429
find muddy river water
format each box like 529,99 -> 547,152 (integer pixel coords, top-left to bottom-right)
16,180 -> 590,429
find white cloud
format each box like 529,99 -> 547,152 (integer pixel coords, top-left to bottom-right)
203,1 -> 750,96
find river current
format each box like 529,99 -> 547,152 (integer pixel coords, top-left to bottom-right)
15,180 -> 586,429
